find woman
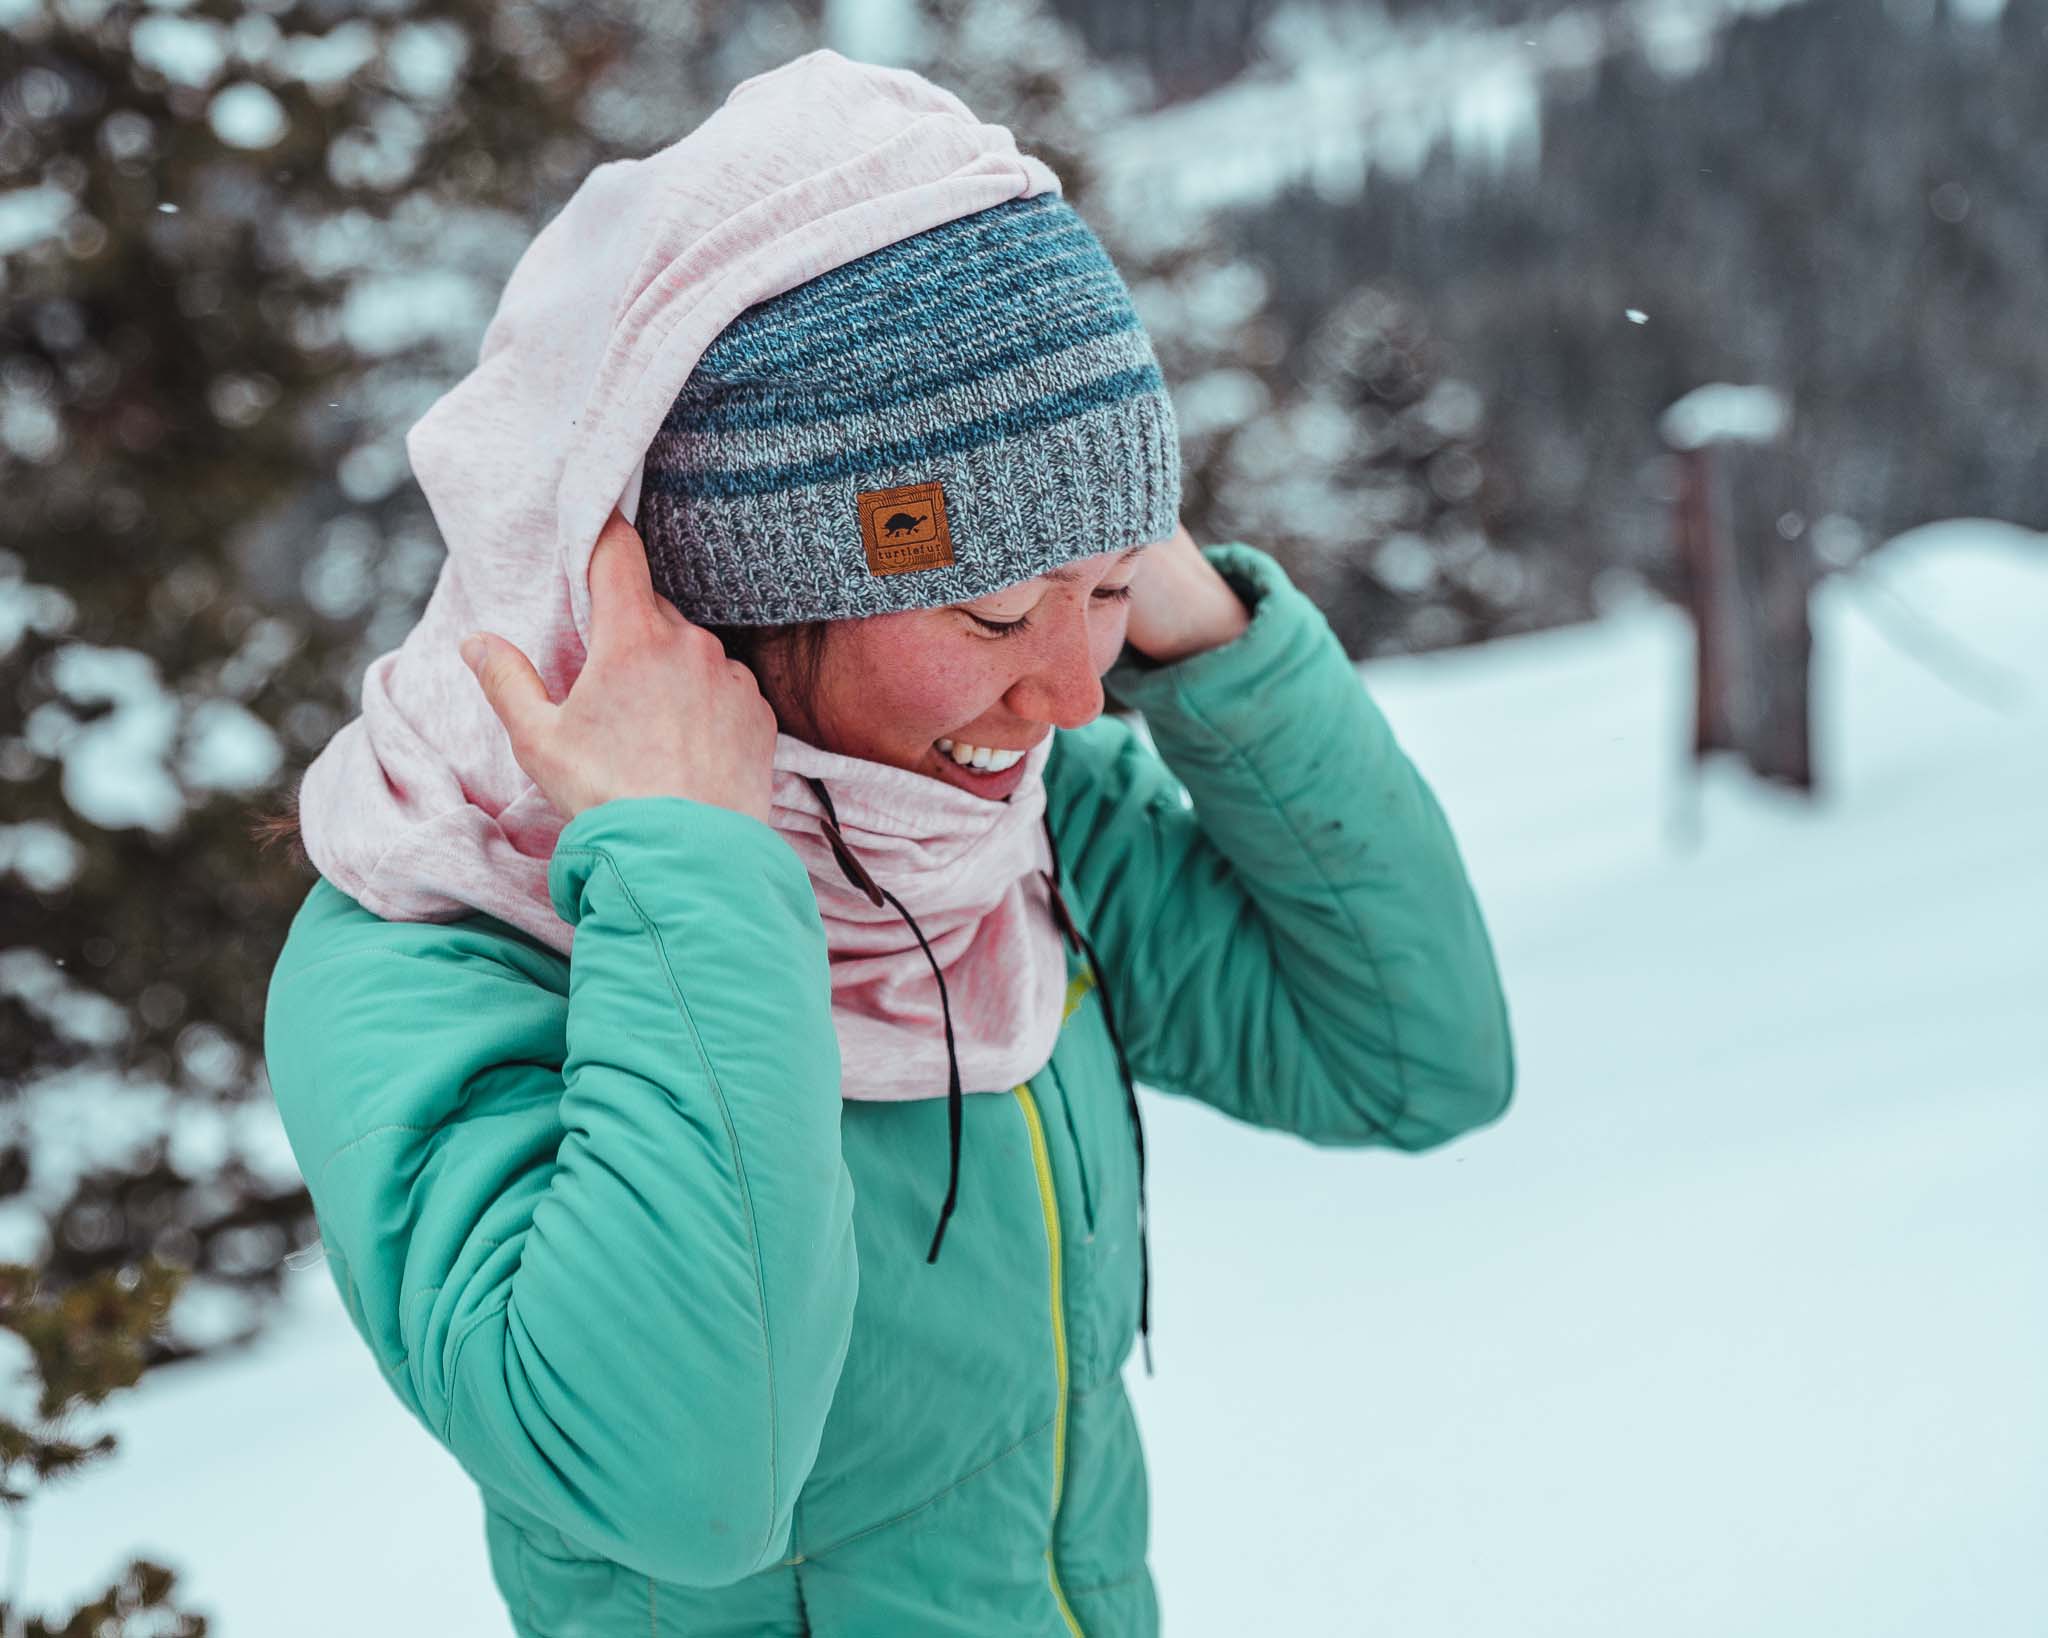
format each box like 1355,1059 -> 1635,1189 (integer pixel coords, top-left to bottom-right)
262,48 -> 1513,1638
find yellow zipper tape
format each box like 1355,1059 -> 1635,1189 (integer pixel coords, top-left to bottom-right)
1014,1085 -> 1083,1637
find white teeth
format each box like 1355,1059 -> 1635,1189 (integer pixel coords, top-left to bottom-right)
934,738 -> 1025,772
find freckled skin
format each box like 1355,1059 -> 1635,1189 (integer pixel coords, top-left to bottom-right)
760,546 -> 1137,791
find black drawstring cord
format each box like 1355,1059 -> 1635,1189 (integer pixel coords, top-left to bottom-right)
800,775 -> 1154,1373
1039,809 -> 1154,1377
803,776 -> 965,1262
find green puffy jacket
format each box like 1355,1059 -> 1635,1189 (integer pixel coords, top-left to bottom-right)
263,543 -> 1514,1636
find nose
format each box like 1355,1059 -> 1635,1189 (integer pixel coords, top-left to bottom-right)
1003,600 -> 1107,731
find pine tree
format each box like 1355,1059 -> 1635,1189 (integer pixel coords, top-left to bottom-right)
0,1257 -> 205,1633
0,0 -> 781,1618
1205,283 -> 1516,655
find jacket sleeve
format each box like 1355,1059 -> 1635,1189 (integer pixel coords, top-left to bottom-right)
1044,542 -> 1515,1150
262,797 -> 857,1587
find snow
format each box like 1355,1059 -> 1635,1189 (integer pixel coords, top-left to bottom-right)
0,953 -> 129,1050
178,698 -> 284,794
0,379 -> 64,461
1132,518 -> 2047,1636
1099,0 -> 1830,220
1447,58 -> 1545,181
207,82 -> 290,150
0,821 -> 85,893
338,269 -> 489,355
129,14 -> 230,90
25,520 -> 2046,1634
821,0 -> 930,66
0,558 -> 281,831
44,644 -> 184,834
385,22 -> 469,103
280,23 -> 381,94
0,185 -> 76,259
325,100 -> 431,191
1661,382 -> 1792,449
0,1332 -> 42,1429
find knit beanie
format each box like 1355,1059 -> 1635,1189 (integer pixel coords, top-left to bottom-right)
637,190 -> 1181,625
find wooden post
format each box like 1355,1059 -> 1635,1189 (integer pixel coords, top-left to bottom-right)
1662,386 -> 1819,805
1716,440 -> 1818,790
1672,445 -> 1732,764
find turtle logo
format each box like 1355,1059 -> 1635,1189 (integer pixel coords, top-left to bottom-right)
857,480 -> 954,576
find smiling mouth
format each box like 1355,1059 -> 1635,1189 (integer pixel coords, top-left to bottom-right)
930,740 -> 1031,778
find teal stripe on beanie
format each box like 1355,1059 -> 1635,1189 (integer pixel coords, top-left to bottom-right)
669,304 -> 1144,436
691,194 -> 1100,379
651,364 -> 1166,501
656,328 -> 1155,492
702,234 -> 1112,382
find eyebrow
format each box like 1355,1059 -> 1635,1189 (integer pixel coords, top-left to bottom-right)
1035,543 -> 1150,586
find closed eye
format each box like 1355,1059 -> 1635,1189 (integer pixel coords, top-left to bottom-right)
968,582 -> 1136,639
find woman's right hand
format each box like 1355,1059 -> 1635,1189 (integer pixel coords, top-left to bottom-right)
459,509 -> 779,827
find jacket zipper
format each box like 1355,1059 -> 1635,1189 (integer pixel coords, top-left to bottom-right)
1014,1084 -> 1084,1638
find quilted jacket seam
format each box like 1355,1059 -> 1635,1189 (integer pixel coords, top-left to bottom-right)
274,942 -> 559,992
552,839 -> 786,1571
796,1410 -> 1059,1563
1149,666 -> 1413,1121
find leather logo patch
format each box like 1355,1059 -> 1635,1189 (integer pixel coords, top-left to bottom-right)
857,481 -> 954,577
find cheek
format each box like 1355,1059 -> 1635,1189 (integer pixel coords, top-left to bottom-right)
852,638 -> 1005,740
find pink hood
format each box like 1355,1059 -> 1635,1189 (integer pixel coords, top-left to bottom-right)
296,48 -> 1063,951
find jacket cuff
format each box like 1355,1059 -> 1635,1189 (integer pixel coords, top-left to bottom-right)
1103,542 -> 1355,729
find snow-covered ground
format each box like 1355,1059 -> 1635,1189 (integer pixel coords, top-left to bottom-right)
38,520 -> 2047,1634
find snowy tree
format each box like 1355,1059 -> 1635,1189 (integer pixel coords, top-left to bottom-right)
0,0 -> 809,1619
0,1259 -> 206,1634
1203,284 -> 1514,655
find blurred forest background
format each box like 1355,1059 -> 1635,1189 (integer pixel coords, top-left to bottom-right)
1,0 -> 2042,1626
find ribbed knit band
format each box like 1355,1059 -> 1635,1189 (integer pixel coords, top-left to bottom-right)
638,191 -> 1182,626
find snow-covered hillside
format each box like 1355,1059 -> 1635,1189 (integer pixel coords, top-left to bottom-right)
41,521 -> 2047,1635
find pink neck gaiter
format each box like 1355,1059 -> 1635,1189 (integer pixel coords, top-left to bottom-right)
768,729 -> 1068,1103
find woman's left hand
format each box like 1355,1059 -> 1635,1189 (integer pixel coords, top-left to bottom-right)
1120,520 -> 1251,664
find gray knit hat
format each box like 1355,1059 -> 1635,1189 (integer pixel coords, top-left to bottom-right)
637,191 -> 1181,627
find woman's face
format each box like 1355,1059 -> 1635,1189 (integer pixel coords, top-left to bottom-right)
775,542 -> 1150,800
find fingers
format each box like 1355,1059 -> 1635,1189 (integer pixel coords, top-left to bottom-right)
586,507 -> 664,647
459,631 -> 552,748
